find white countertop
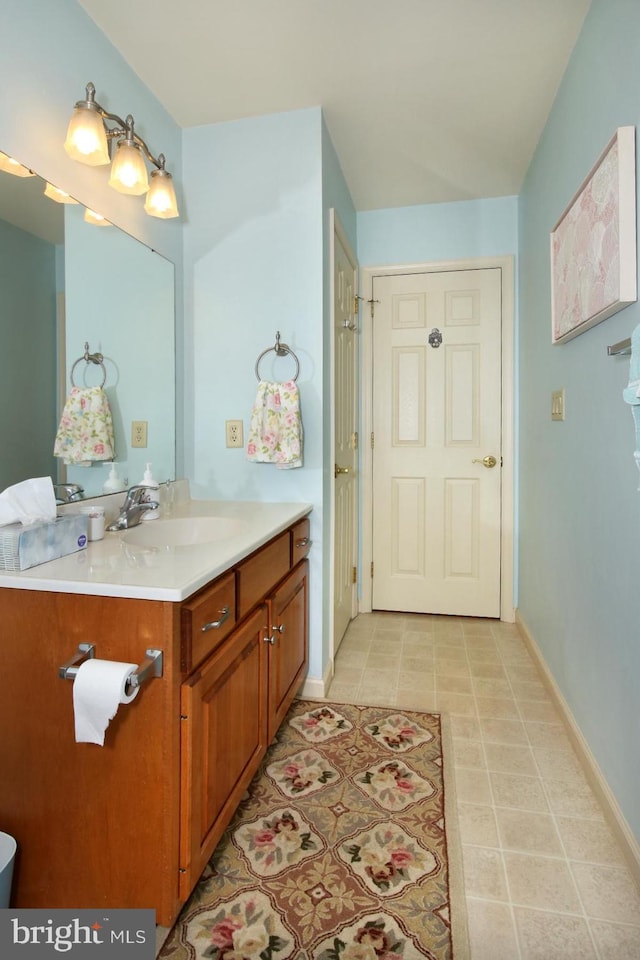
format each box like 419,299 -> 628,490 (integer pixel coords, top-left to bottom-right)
0,499 -> 312,601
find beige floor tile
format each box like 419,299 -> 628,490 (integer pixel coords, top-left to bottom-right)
366,651 -> 400,670
436,658 -> 471,677
589,920 -> 640,958
555,816 -> 627,866
452,738 -> 486,769
532,745 -> 586,783
399,656 -> 436,675
437,675 -> 474,695
325,682 -> 359,703
524,721 -> 568,749
513,907 -> 597,960
435,644 -> 468,659
462,845 -> 509,900
495,808 -> 563,856
518,700 -> 562,724
510,680 -> 549,701
468,660 -> 506,678
484,742 -> 538,777
466,898 -> 520,960
436,692 -> 477,716
543,778 -> 605,820
454,767 -> 493,805
571,862 -> 640,924
480,717 -> 528,745
475,696 -> 520,720
504,852 -> 581,912
491,773 -> 550,812
449,715 -> 482,740
335,647 -> 368,668
473,677 -> 513,699
332,666 -> 365,686
458,803 -> 499,846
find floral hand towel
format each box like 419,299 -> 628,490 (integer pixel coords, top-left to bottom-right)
247,380 -> 303,469
53,386 -> 115,466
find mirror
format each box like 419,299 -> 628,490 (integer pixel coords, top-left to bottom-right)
0,162 -> 175,499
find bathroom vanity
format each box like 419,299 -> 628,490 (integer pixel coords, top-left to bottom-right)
0,496 -> 311,926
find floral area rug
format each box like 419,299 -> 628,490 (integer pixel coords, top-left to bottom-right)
159,699 -> 469,960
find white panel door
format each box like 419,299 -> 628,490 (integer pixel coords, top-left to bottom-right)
372,268 -> 502,617
334,225 -> 358,651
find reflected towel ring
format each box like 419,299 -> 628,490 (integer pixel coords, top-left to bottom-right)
70,342 -> 107,388
255,332 -> 300,382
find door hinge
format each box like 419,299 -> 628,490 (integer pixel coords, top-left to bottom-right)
352,431 -> 359,450
371,432 -> 374,449
369,297 -> 380,319
370,561 -> 374,578
354,294 -> 363,315
352,566 -> 357,584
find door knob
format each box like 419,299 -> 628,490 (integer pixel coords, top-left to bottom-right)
334,465 -> 350,478
472,455 -> 497,468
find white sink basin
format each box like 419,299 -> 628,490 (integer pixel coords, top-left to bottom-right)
123,516 -> 246,548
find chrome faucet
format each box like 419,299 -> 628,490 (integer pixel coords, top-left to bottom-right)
53,483 -> 84,504
106,485 -> 159,531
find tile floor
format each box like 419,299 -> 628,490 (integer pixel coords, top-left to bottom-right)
326,612 -> 640,960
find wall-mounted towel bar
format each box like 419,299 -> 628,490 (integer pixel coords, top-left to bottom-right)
255,331 -> 300,382
70,341 -> 107,387
59,643 -> 163,693
607,337 -> 632,356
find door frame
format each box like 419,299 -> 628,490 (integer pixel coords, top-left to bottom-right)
329,209 -> 359,660
360,255 -> 515,623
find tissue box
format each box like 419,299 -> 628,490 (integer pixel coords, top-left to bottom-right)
0,515 -> 89,571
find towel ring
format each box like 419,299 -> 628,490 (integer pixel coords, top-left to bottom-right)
255,332 -> 300,382
70,342 -> 107,389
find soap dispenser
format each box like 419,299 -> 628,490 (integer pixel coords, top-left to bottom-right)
139,462 -> 160,520
103,462 -> 125,494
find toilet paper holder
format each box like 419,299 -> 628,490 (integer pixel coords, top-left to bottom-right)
59,643 -> 163,693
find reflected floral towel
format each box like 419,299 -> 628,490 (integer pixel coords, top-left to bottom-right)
247,380 -> 303,469
53,386 -> 115,466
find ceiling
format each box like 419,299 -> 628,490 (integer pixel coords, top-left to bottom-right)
78,0 -> 590,211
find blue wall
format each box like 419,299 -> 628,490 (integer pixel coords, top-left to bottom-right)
518,0 -> 640,843
357,195 -> 518,266
182,108 -> 326,678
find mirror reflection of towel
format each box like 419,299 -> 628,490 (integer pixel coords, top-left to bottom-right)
53,386 -> 115,466
246,380 -> 303,469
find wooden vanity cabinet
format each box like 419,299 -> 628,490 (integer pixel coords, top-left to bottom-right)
179,604 -> 269,897
0,513 -> 310,927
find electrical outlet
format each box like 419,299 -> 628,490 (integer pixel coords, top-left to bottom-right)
225,420 -> 244,448
131,420 -> 148,447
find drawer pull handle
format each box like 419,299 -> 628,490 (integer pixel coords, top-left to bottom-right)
202,606 -> 231,632
295,537 -> 312,548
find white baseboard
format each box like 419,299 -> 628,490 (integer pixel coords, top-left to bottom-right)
299,660 -> 334,700
516,612 -> 640,888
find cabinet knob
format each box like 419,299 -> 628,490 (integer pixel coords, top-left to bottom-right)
263,634 -> 276,645
274,624 -> 285,634
295,537 -> 312,548
202,606 -> 231,632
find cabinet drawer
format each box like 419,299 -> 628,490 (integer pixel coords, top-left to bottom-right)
291,517 -> 311,565
237,532 -> 290,620
181,571 -> 236,672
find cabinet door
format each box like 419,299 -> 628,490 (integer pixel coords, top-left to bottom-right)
267,560 -> 308,741
179,605 -> 268,897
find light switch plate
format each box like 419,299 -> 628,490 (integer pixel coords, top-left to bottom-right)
551,389 -> 565,421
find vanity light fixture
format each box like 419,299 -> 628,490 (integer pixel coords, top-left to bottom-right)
0,151 -> 34,178
44,182 -> 79,204
84,208 -> 112,227
64,82 -> 179,219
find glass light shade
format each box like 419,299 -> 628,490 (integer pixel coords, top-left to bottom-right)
144,169 -> 179,219
0,151 -> 34,177
64,105 -> 110,166
84,208 -> 112,227
108,141 -> 149,195
44,183 -> 78,204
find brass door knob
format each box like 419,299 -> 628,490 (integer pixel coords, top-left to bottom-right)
472,455 -> 497,468
334,465 -> 350,478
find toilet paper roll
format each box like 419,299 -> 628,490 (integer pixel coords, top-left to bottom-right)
73,658 -> 140,746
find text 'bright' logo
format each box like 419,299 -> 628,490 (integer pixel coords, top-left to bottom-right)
11,917 -> 148,952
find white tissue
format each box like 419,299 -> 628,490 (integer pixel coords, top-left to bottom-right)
0,477 -> 57,527
73,659 -> 140,746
